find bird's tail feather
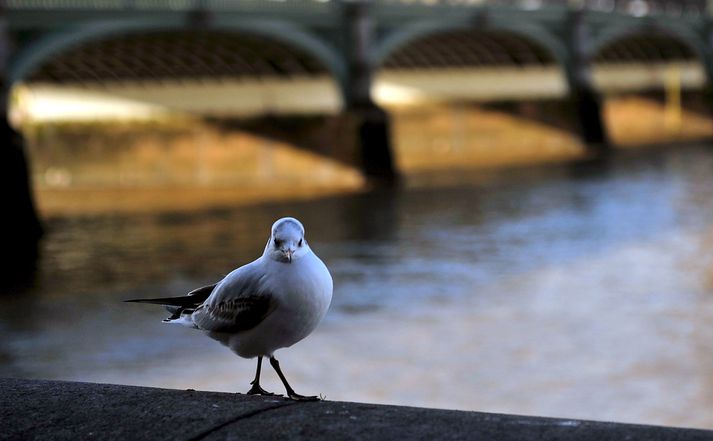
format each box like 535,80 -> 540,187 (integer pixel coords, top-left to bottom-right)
124,283 -> 216,326
123,283 -> 216,307
124,295 -> 200,307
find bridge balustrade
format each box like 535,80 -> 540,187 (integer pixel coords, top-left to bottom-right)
3,0 -> 709,15
378,0 -> 707,16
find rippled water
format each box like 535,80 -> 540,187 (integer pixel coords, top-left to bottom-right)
3,145 -> 713,429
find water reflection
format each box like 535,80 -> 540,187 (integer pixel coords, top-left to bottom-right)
2,144 -> 713,429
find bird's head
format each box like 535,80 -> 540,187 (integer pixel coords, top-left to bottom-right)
265,217 -> 309,263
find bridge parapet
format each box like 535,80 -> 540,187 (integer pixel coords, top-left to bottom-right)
5,0 -> 336,12
378,0 -> 708,17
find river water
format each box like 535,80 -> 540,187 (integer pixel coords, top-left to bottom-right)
3,144 -> 713,429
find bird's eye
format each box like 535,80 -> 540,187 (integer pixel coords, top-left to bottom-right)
298,239 -> 303,247
274,238 -> 282,248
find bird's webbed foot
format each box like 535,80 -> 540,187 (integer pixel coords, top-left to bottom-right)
247,383 -> 282,397
286,391 -> 321,402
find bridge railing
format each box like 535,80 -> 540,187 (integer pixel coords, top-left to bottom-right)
4,0 -> 336,12
379,0 -> 707,16
4,0 -> 708,15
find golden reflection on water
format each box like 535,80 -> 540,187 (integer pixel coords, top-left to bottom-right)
34,185 -> 364,218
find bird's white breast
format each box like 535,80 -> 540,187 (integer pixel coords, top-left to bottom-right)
224,250 -> 332,358
264,251 -> 333,339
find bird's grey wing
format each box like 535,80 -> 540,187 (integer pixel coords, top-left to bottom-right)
163,283 -> 217,320
191,267 -> 275,333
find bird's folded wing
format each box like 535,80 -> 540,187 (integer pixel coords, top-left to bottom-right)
191,267 -> 275,333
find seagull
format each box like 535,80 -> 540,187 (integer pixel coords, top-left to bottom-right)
125,217 -> 333,401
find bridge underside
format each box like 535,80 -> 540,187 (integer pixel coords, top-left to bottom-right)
14,27 -> 707,121
27,31 -> 329,83
18,27 -> 704,90
12,27 -> 711,134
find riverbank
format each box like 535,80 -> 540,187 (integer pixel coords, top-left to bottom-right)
2,378 -> 711,440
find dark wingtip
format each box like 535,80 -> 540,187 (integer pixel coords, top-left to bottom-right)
122,295 -> 208,307
123,298 -> 166,304
122,284 -> 217,306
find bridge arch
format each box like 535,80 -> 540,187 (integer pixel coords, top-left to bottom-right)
370,18 -> 588,171
372,17 -> 570,107
588,21 -> 712,79
588,21 -> 713,146
373,17 -> 568,70
8,18 -> 348,98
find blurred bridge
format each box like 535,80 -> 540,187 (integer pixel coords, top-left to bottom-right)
2,0 -> 713,243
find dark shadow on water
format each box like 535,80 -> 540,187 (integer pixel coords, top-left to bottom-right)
203,115 -> 357,168
566,152 -> 615,181
479,99 -> 577,133
336,186 -> 400,242
480,90 -> 713,132
1,240 -> 41,297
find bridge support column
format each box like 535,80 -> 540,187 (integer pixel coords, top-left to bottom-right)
701,81 -> 713,119
700,27 -> 713,118
347,104 -> 397,183
0,98 -> 43,240
570,84 -> 608,147
0,107 -> 43,292
702,23 -> 713,116
342,0 -> 397,184
566,9 -> 609,153
0,11 -> 43,275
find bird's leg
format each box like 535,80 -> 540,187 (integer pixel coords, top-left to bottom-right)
247,356 -> 280,396
269,356 -> 320,401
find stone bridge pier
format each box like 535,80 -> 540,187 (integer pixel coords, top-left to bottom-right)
566,9 -> 609,150
342,1 -> 398,183
0,10 -> 43,257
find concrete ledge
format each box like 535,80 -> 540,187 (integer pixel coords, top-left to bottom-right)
1,378 -> 712,440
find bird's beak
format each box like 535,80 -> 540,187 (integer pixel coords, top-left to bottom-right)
283,249 -> 293,263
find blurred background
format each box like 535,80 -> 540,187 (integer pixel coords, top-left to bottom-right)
2,0 -> 713,430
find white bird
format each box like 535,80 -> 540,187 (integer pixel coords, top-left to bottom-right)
126,217 -> 333,401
